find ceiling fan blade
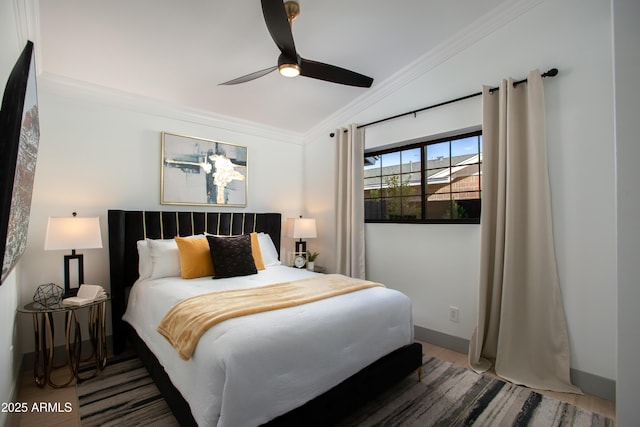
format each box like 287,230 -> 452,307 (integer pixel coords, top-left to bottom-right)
261,0 -> 297,59
300,58 -> 373,88
219,66 -> 278,85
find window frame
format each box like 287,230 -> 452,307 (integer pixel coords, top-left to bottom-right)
364,129 -> 482,225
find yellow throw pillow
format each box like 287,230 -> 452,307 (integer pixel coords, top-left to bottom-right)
250,232 -> 265,271
175,236 -> 215,279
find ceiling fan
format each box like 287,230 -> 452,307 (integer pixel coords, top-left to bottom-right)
220,0 -> 374,88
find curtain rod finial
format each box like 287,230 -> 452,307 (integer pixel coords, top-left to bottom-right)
544,68 -> 558,77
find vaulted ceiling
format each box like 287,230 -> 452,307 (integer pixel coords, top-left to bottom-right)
36,0 -> 509,135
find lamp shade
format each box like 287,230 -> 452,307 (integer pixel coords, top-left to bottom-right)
286,218 -> 317,239
44,216 -> 103,250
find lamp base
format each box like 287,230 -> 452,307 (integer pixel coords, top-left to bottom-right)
295,240 -> 307,255
63,252 -> 84,298
63,288 -> 79,298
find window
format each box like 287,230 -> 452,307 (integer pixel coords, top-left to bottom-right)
364,130 -> 482,223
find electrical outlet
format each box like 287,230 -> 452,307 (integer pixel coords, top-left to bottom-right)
449,306 -> 459,323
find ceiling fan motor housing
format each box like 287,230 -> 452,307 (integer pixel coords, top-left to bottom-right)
278,53 -> 301,77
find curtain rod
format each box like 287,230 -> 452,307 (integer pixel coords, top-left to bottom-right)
329,68 -> 558,137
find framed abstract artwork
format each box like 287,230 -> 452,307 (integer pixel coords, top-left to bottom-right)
0,41 -> 40,284
161,132 -> 248,206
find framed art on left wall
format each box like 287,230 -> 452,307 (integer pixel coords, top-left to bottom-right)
161,132 -> 248,207
0,41 -> 40,284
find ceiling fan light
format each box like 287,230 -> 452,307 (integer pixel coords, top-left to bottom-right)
278,63 -> 300,78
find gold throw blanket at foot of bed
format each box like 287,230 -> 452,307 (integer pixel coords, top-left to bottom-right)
157,274 -> 384,360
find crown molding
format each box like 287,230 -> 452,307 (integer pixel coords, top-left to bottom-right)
12,0 -> 42,72
303,0 -> 544,143
38,73 -> 304,145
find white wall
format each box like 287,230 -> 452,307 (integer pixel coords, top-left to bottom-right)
0,0 -> 27,424
305,0 -> 617,382
15,81 -> 306,352
613,0 -> 640,423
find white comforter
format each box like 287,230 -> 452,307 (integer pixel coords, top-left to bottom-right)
123,266 -> 414,427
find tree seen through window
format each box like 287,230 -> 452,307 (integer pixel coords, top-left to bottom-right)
364,130 -> 482,223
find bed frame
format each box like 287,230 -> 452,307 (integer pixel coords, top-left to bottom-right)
108,209 -> 422,426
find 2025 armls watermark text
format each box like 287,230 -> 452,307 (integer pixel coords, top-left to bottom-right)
2,401 -> 73,413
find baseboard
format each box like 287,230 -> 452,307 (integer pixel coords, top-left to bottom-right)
414,325 -> 470,354
570,368 -> 616,402
414,325 -> 616,402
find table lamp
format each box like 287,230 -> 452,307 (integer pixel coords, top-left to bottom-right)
44,212 -> 102,297
286,216 -> 317,255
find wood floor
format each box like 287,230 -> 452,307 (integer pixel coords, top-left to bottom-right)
9,340 -> 615,426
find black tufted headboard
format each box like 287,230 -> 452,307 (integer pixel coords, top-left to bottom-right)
107,210 -> 282,353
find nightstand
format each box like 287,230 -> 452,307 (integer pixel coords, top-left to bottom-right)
17,296 -> 109,388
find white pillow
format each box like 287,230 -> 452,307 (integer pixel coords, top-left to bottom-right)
148,238 -> 181,279
257,232 -> 281,267
137,240 -> 152,280
146,235 -> 206,279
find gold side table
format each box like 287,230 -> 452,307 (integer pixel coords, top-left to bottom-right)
18,296 -> 109,388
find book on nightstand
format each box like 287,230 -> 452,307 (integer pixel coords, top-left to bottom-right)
62,284 -> 107,306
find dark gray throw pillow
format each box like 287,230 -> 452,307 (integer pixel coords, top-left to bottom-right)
206,234 -> 257,279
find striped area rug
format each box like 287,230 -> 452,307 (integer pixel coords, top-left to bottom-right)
77,354 -> 614,426
338,356 -> 614,427
77,354 -> 178,426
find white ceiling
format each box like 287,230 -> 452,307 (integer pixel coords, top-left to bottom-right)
35,0 -> 508,135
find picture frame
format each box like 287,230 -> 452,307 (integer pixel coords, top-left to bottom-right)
161,132 -> 247,206
0,41 -> 40,284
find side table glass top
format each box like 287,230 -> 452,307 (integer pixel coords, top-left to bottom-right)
18,297 -> 109,313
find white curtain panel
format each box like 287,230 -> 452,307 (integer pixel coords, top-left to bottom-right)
334,124 -> 366,279
468,70 -> 581,393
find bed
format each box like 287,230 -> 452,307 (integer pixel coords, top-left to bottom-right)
108,210 -> 422,426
